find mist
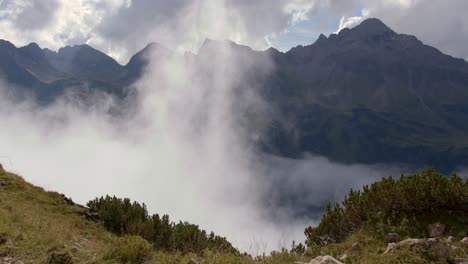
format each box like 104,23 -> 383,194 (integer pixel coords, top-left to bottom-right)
0,42 -> 412,255
0,2 -> 413,255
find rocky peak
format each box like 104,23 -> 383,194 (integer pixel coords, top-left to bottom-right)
353,18 -> 395,35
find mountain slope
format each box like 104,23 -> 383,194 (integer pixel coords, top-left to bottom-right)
258,18 -> 468,172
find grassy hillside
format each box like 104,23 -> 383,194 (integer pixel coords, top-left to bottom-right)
0,164 -> 309,263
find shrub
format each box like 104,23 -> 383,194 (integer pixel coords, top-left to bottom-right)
305,168 -> 468,247
108,235 -> 153,263
88,195 -> 237,254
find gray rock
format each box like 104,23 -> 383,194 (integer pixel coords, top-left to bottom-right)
384,238 -> 451,260
446,236 -> 456,243
461,237 -> 468,244
383,243 -> 396,254
188,259 -> 200,264
308,256 -> 343,264
70,242 -> 82,254
386,233 -> 400,243
350,242 -> 359,251
399,238 -> 425,247
427,223 -> 446,237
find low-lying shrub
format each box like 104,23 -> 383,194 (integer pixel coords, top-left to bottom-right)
87,195 -> 237,254
305,168 -> 468,247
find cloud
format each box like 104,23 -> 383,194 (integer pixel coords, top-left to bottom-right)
1,0 -> 468,62
0,39 -> 408,255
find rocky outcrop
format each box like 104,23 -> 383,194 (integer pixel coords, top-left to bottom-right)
383,238 -> 452,260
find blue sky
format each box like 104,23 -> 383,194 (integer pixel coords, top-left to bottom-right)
270,8 -> 362,52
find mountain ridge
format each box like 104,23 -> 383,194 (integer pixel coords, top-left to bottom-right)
1,18 -> 468,172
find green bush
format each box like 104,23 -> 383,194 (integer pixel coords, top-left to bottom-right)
87,195 -> 237,254
305,168 -> 468,247
108,235 -> 153,263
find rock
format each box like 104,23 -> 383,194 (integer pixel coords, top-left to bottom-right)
338,253 -> 347,261
70,242 -> 82,254
386,233 -> 400,243
426,238 -> 450,260
384,238 -> 451,261
454,258 -> 468,264
308,255 -> 343,264
427,223 -> 446,237
188,259 -> 200,264
461,237 -> 468,244
350,242 -> 359,251
399,238 -> 425,247
446,236 -> 456,243
383,243 -> 396,254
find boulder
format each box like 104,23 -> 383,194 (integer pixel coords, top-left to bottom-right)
386,233 -> 400,243
427,223 -> 446,237
383,238 -> 451,261
461,237 -> 468,244
308,255 -> 343,264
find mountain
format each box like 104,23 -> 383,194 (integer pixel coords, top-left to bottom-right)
1,18 -> 468,171
259,18 -> 468,172
0,41 -> 163,103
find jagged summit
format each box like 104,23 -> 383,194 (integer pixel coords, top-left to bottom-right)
353,18 -> 394,34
